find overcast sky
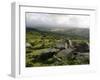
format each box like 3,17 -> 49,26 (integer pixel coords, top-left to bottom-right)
26,13 -> 90,28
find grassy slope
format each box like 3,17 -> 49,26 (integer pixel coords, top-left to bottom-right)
26,27 -> 89,67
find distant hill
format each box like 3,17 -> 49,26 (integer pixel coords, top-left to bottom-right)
26,26 -> 89,40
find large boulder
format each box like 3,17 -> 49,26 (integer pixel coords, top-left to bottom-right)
56,48 -> 73,59
64,39 -> 73,49
26,42 -> 32,48
73,42 -> 89,52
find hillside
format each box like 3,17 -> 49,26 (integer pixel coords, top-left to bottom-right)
26,27 -> 89,67
26,27 -> 89,40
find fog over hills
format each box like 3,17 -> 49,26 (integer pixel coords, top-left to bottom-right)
26,13 -> 89,39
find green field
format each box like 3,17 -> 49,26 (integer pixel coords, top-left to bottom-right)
26,28 -> 89,67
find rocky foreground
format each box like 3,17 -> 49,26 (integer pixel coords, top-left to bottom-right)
26,39 -> 89,67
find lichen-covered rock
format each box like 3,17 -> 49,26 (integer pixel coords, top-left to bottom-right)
26,42 -> 32,48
